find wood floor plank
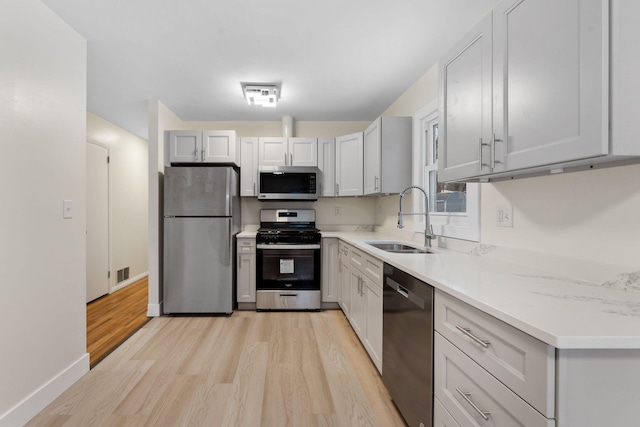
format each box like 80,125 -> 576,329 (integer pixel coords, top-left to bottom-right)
86,276 -> 149,367
28,310 -> 407,427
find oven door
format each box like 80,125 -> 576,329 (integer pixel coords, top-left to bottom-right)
256,244 -> 321,290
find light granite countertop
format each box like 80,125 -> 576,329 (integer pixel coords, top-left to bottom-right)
325,232 -> 640,350
238,230 -> 640,349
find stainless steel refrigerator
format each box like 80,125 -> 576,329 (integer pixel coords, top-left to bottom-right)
163,166 -> 240,314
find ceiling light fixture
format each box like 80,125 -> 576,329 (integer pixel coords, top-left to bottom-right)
241,83 -> 280,108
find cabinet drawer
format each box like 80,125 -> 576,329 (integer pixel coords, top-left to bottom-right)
349,246 -> 364,270
435,333 -> 554,427
434,290 -> 554,417
362,253 -> 382,287
236,238 -> 256,253
434,397 -> 461,427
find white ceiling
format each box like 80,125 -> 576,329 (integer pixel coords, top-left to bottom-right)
42,0 -> 500,140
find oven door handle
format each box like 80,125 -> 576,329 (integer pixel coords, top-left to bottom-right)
256,244 -> 321,250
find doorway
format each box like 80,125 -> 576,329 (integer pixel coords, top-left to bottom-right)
86,142 -> 110,302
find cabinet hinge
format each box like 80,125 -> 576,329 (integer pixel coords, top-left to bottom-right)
107,270 -> 111,278
107,156 -> 110,164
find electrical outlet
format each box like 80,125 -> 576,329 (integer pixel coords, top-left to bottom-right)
496,205 -> 513,227
335,206 -> 341,216
63,199 -> 73,219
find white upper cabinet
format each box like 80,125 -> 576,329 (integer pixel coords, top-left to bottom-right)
258,137 -> 317,167
202,131 -> 238,164
438,15 -> 493,181
239,137 -> 258,196
439,0 -> 612,182
288,137 -> 318,166
168,130 -> 202,164
317,137 -> 336,197
492,0 -> 608,172
335,132 -> 364,196
258,137 -> 287,166
168,130 -> 238,165
363,117 -> 412,195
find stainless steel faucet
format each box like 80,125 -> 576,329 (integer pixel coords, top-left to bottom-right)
398,185 -> 435,247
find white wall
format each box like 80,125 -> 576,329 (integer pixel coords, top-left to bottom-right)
87,113 -> 148,291
0,1 -> 88,425
147,101 -> 183,316
374,64 -> 440,241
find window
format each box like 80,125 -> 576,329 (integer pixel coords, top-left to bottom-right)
412,99 -> 480,241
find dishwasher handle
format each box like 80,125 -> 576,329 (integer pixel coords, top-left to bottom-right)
397,285 -> 409,298
385,277 -> 425,309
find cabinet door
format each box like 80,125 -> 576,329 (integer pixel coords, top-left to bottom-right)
317,137 -> 336,197
363,118 -> 381,195
237,252 -> 256,303
169,130 -> 202,163
364,278 -> 383,373
349,271 -> 365,340
438,14 -> 493,181
340,258 -> 351,316
493,0 -> 608,171
240,137 -> 258,196
321,238 -> 339,303
258,137 -> 287,166
202,131 -> 237,165
288,137 -> 318,166
335,132 -> 364,196
434,397 -> 461,427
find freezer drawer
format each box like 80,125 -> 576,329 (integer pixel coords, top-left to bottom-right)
164,217 -> 234,313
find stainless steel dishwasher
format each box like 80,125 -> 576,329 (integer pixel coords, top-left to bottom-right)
382,263 -> 434,427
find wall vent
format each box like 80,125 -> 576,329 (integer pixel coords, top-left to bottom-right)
116,267 -> 130,283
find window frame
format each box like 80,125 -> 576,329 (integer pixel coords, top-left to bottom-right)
412,99 -> 480,241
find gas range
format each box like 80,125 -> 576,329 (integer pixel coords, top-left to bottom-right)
255,209 -> 322,311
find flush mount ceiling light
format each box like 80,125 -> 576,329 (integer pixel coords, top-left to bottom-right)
241,83 -> 280,108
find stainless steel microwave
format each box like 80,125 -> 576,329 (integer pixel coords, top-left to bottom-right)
258,166 -> 319,201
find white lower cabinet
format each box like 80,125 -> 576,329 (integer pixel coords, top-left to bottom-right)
321,237 -> 339,303
434,397 -> 461,427
363,276 -> 382,371
338,242 -> 351,316
434,289 -> 554,426
435,333 -> 553,427
339,242 -> 383,373
434,290 -> 555,417
236,237 -> 256,304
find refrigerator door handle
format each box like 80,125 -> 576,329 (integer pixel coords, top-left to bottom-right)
227,167 -> 232,216
224,220 -> 231,266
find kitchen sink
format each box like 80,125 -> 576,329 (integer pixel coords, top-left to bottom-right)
365,241 -> 434,254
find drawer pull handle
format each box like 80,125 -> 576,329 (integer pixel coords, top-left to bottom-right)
456,388 -> 490,421
455,325 -> 490,348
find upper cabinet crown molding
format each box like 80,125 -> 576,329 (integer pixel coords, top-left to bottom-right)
167,130 -> 238,166
439,0 -> 640,183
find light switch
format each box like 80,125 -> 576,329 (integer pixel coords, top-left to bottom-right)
63,199 -> 73,219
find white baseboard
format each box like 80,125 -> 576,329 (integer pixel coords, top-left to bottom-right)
0,353 -> 89,427
147,302 -> 161,317
110,271 -> 148,294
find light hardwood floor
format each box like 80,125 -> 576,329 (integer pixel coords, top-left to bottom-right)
27,310 -> 406,427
